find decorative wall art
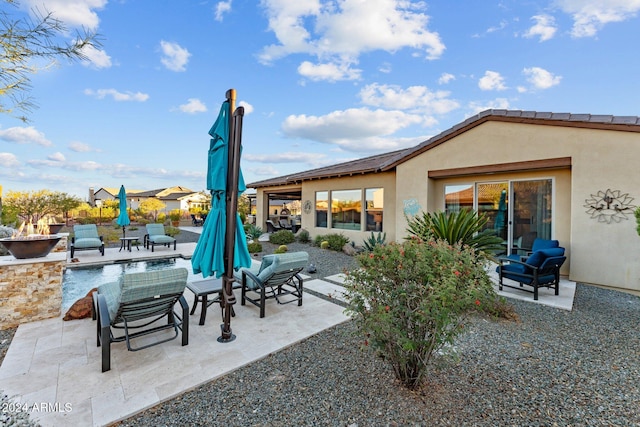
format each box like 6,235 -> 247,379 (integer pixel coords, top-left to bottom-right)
583,189 -> 637,224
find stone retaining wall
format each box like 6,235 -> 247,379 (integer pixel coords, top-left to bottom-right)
0,246 -> 66,330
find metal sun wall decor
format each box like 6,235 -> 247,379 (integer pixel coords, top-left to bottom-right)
584,189 -> 637,223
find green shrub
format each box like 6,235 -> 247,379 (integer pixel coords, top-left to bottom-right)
247,242 -> 262,253
269,230 -> 295,245
245,224 -> 264,240
297,229 -> 310,243
320,241 -> 329,249
344,238 -> 496,389
0,225 -> 16,256
406,208 -> 502,259
363,231 -> 386,252
164,226 -> 181,237
635,207 -> 640,236
315,233 -> 349,251
275,245 -> 288,254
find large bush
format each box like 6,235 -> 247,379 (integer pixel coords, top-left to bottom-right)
269,229 -> 295,245
344,237 -> 496,389
314,233 -> 349,251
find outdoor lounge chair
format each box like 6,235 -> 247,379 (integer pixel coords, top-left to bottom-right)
144,223 -> 177,252
506,238 -> 559,262
71,224 -> 104,257
191,214 -> 203,226
265,220 -> 282,233
235,252 -> 308,318
497,247 -> 566,300
92,267 -> 189,372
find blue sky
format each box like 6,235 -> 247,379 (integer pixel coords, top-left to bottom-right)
1,0 -> 639,200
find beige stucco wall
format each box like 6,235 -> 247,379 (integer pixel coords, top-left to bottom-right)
395,121 -> 640,292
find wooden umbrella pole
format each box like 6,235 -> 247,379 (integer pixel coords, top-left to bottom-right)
220,88 -> 239,342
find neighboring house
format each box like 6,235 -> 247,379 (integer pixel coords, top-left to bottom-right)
248,109 -> 640,293
90,186 -> 206,215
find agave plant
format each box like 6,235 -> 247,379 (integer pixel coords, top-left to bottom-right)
406,208 -> 503,257
363,231 -> 386,252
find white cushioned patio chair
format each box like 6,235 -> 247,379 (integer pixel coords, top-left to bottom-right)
234,252 -> 308,318
144,223 -> 177,252
92,267 -> 189,372
71,224 -> 104,257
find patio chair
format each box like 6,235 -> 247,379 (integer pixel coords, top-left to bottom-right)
235,252 -> 309,318
497,247 -> 566,300
265,220 -> 282,233
144,223 -> 177,252
278,219 -> 292,230
92,267 -> 189,372
506,238 -> 559,262
191,214 -> 204,226
71,224 -> 104,257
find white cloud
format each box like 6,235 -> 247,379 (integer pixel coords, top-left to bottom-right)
486,20 -> 508,34
84,88 -> 149,102
68,141 -> 98,152
244,151 -> 327,165
178,98 -> 207,114
48,152 -> 66,162
81,44 -> 112,68
468,98 -> 511,115
557,0 -> 640,37
258,0 -> 445,71
238,101 -> 254,114
358,83 -> 459,116
0,153 -> 20,167
215,0 -> 233,21
0,127 -> 52,146
478,71 -> 507,91
298,59 -> 362,82
438,73 -> 455,84
378,62 -> 392,74
281,107 -> 425,152
23,0 -> 107,30
247,165 -> 281,176
160,40 -> 191,72
523,14 -> 557,41
523,66 -> 562,89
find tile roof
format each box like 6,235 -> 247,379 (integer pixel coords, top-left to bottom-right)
247,109 -> 640,189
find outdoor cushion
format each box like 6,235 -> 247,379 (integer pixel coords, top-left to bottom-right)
525,251 -> 546,268
539,247 -> 565,258
149,235 -> 175,244
74,237 -> 103,248
531,238 -> 559,252
74,224 -> 100,239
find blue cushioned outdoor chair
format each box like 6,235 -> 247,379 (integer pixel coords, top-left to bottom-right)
498,247 -> 566,300
144,223 -> 177,252
92,267 -> 189,372
71,224 -> 104,257
235,252 -> 308,318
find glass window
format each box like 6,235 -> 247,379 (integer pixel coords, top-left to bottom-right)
315,191 -> 328,228
331,189 -> 362,230
365,188 -> 384,232
445,184 -> 474,214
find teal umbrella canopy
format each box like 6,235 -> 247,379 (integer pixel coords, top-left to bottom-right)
116,185 -> 130,236
192,101 -> 251,279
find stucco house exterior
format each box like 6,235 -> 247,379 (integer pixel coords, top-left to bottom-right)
90,186 -> 208,214
248,110 -> 640,293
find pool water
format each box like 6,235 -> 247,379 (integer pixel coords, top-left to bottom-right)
62,258 -> 199,310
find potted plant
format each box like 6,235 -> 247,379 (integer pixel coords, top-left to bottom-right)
169,210 -> 182,227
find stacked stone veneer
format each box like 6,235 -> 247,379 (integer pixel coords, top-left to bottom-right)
0,235 -> 68,330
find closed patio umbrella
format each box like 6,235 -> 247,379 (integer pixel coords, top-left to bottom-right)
191,89 -> 251,342
116,185 -> 130,237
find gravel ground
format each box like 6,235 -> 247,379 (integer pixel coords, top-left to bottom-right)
2,233 -> 640,426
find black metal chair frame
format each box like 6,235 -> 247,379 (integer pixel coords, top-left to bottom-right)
191,214 -> 204,226
497,256 -> 566,300
143,233 -> 177,252
70,235 -> 104,257
92,291 -> 189,372
240,268 -> 304,318
265,220 -> 282,233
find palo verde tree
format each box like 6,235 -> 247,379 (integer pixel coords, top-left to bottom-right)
139,198 -> 166,222
3,189 -> 82,224
0,0 -> 100,122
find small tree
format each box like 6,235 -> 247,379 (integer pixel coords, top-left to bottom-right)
3,189 -> 81,224
139,198 -> 166,222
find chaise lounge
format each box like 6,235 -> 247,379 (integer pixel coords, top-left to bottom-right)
144,223 -> 177,252
92,267 -> 189,372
